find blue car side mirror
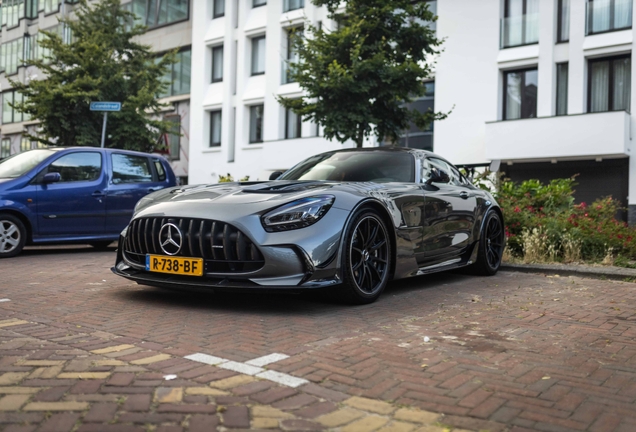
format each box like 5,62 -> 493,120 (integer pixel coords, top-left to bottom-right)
42,172 -> 61,183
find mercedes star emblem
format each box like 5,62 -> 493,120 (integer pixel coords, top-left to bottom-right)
159,223 -> 182,256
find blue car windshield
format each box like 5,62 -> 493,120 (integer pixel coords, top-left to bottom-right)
0,149 -> 57,178
279,151 -> 415,183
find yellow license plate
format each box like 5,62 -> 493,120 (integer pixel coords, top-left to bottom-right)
146,255 -> 204,276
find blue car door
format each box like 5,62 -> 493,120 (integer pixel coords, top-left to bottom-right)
35,151 -> 107,237
104,152 -> 165,235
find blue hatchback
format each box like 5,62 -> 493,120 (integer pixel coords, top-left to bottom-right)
0,147 -> 177,257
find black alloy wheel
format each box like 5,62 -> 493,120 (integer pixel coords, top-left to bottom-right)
470,210 -> 505,276
340,210 -> 391,304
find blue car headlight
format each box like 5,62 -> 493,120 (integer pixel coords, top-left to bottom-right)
261,195 -> 335,232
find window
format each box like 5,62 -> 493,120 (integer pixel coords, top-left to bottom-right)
34,25 -> 66,63
251,36 -> 266,75
20,137 -> 31,153
2,91 -> 27,124
210,110 -> 222,147
587,0 -> 632,35
43,0 -> 58,14
588,55 -> 631,113
556,63 -> 568,116
127,0 -> 188,28
212,45 -> 223,82
422,1 -> 437,33
427,157 -> 461,186
253,0 -> 266,6
503,68 -> 538,120
501,0 -> 539,48
1,139 -> 11,159
154,159 -> 166,181
249,105 -> 264,143
25,0 -> 37,18
283,0 -> 303,12
557,0 -> 570,42
394,81 -> 435,150
158,48 -> 191,97
283,27 -> 302,84
47,152 -> 102,183
2,0 -> 25,28
0,37 -> 25,75
213,0 -> 224,18
285,107 -> 301,139
165,115 -> 180,160
111,154 -> 152,184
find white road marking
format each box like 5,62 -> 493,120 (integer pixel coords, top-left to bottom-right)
245,353 -> 289,367
0,299 -> 10,302
184,353 -> 227,365
218,361 -> 264,376
256,370 -> 309,388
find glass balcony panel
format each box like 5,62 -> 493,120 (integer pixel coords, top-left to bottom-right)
500,13 -> 539,48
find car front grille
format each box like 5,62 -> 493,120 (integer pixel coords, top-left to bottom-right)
123,217 -> 265,274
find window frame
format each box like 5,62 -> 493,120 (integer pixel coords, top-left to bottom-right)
110,153 -> 154,184
210,110 -> 222,147
253,0 -> 266,7
251,35 -> 266,76
127,0 -> 190,31
249,104 -> 264,144
556,62 -> 569,116
283,0 -> 304,12
211,45 -> 224,83
0,139 -> 11,159
285,106 -> 302,139
587,54 -> 632,113
213,0 -> 225,18
502,67 -> 539,120
164,115 -> 181,161
557,0 -> 570,42
502,0 -> 539,48
46,152 -> 103,183
587,0 -> 633,35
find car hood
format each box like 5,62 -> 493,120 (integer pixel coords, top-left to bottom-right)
134,180 -> 350,219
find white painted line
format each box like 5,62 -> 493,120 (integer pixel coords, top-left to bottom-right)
218,361 -> 264,376
184,353 -> 228,365
257,370 -> 309,388
245,353 -> 289,367
0,299 -> 10,302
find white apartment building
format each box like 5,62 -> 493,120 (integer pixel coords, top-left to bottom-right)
190,0 -> 636,221
0,0 -> 193,184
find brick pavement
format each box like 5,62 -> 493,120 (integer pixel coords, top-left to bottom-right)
0,246 -> 636,431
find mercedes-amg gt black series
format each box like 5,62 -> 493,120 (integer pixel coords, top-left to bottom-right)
112,148 -> 505,304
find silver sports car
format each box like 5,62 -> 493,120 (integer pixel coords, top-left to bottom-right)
112,148 -> 505,304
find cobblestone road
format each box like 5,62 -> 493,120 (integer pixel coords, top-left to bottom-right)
0,246 -> 635,431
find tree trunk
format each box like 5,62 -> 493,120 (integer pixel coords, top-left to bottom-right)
355,125 -> 364,148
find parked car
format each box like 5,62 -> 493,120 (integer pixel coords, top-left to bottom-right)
0,147 -> 176,258
112,148 -> 504,304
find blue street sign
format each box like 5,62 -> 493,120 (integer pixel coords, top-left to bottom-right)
90,102 -> 121,112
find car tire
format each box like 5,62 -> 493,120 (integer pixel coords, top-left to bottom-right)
469,210 -> 505,276
0,213 -> 27,258
338,209 -> 392,305
89,241 -> 114,250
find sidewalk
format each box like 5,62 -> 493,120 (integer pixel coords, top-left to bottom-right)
501,262 -> 636,281
0,315 -> 468,432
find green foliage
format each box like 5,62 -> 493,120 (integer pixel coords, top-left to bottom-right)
277,0 -> 447,148
218,173 -> 250,183
11,0 -> 175,152
498,177 -> 636,262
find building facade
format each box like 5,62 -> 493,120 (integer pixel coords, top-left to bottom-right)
0,0 -> 193,184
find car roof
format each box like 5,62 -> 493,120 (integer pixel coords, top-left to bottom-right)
48,146 -> 163,158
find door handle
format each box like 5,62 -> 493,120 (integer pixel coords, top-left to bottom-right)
459,191 -> 469,199
92,191 -> 105,197
148,187 -> 163,193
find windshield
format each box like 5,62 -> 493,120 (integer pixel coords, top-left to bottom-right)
279,151 -> 415,183
0,149 -> 57,178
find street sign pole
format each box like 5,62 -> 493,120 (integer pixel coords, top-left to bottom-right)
90,102 -> 121,148
100,112 -> 108,148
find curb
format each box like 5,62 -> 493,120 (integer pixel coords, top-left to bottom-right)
501,262 -> 636,281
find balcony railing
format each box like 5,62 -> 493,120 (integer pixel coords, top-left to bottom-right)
587,0 -> 633,35
500,13 -> 539,48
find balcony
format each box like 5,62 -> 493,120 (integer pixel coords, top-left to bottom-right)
500,13 -> 539,48
587,0 -> 633,35
484,111 -> 630,161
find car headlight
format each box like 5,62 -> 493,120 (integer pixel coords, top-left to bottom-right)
262,195 -> 335,232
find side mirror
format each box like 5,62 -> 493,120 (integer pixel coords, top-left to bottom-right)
426,168 -> 450,185
269,171 -> 283,180
42,172 -> 61,183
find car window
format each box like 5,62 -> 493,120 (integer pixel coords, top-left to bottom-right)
111,154 -> 153,184
427,157 -> 461,185
154,159 -> 166,181
46,152 -> 102,183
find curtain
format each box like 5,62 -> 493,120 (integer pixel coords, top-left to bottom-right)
590,60 -> 610,112
614,0 -> 633,29
505,72 -> 522,120
525,0 -> 540,44
591,0 -> 611,33
612,57 -> 631,111
556,63 -> 568,115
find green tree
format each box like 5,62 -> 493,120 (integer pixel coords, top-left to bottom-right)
278,0 -> 447,148
11,0 -> 175,151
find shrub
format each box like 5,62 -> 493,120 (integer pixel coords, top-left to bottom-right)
497,177 -> 636,262
218,173 -> 250,183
